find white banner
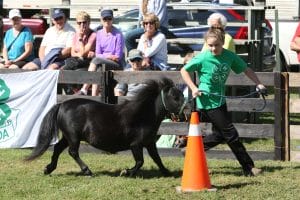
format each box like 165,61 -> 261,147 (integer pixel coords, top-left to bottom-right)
0,70 -> 59,148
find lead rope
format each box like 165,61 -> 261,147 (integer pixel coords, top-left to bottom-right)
162,88 -> 267,120
199,89 -> 267,111
161,89 -> 168,111
180,89 -> 267,113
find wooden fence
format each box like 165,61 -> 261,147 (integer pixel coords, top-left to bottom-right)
0,69 -> 293,161
56,70 -> 292,161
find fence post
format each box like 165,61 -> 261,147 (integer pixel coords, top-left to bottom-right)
104,71 -> 117,104
274,72 -> 290,161
100,70 -> 106,103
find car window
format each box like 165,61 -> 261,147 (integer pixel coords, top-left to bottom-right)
167,9 -> 246,29
121,9 -> 139,20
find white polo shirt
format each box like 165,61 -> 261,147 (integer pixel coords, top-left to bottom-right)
41,22 -> 75,55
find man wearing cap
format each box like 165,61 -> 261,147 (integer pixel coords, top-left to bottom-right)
0,9 -> 34,69
77,9 -> 124,96
23,9 -> 75,70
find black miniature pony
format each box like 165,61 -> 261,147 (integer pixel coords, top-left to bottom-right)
25,78 -> 184,177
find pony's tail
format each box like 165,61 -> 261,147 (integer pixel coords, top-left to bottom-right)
24,104 -> 61,161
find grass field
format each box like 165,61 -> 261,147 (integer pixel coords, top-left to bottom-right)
0,148 -> 299,200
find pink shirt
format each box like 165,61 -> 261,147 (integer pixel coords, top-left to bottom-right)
72,30 -> 96,55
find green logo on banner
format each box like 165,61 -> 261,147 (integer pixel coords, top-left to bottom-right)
0,79 -> 11,126
0,78 -> 19,144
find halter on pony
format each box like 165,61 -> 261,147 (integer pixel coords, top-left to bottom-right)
161,89 -> 186,121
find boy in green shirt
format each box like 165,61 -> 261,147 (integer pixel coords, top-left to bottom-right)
181,27 -> 266,176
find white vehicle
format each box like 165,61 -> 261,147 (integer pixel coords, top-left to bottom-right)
265,0 -> 300,70
271,21 -> 299,71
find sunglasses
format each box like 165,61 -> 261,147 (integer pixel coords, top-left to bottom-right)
103,17 -> 113,21
143,21 -> 155,26
77,21 -> 88,25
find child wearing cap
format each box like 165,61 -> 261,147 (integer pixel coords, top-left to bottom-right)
114,49 -> 146,96
0,9 -> 34,69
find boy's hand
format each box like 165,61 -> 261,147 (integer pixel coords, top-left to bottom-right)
256,84 -> 267,95
192,88 -> 201,98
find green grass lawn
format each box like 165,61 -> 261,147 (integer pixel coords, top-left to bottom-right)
0,148 -> 299,200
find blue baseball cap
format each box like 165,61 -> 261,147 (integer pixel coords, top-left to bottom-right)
52,9 -> 65,19
101,9 -> 113,18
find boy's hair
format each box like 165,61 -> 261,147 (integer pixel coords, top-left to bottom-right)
204,27 -> 225,44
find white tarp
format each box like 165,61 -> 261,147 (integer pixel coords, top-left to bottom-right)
0,70 -> 59,148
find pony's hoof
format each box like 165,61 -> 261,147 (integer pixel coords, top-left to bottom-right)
120,169 -> 128,176
120,169 -> 136,177
44,164 -> 55,175
161,168 -> 172,177
81,168 -> 93,176
44,167 -> 51,175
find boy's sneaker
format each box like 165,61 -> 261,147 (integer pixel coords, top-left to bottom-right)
244,167 -> 262,176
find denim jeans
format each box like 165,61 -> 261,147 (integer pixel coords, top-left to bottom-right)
92,57 -> 122,71
199,104 -> 255,172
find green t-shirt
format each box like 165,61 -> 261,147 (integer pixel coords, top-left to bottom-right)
184,49 -> 247,110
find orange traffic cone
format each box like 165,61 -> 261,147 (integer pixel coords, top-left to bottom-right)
176,112 -> 215,192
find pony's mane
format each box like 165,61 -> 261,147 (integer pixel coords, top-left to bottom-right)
132,77 -> 174,105
119,77 -> 175,118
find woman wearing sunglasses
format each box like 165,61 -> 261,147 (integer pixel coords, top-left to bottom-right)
63,11 -> 96,71
136,13 -> 168,70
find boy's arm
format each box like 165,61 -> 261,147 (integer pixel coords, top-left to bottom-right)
243,67 -> 266,92
180,67 -> 201,98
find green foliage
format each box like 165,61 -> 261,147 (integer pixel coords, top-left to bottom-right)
0,149 -> 299,200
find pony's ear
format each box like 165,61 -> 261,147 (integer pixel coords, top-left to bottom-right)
160,77 -> 174,88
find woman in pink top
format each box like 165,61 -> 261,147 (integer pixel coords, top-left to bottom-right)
63,11 -> 96,70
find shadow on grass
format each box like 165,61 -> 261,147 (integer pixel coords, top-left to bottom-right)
209,166 -> 248,176
63,169 -> 183,179
94,169 -> 183,179
211,164 -> 299,176
215,181 -> 260,190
